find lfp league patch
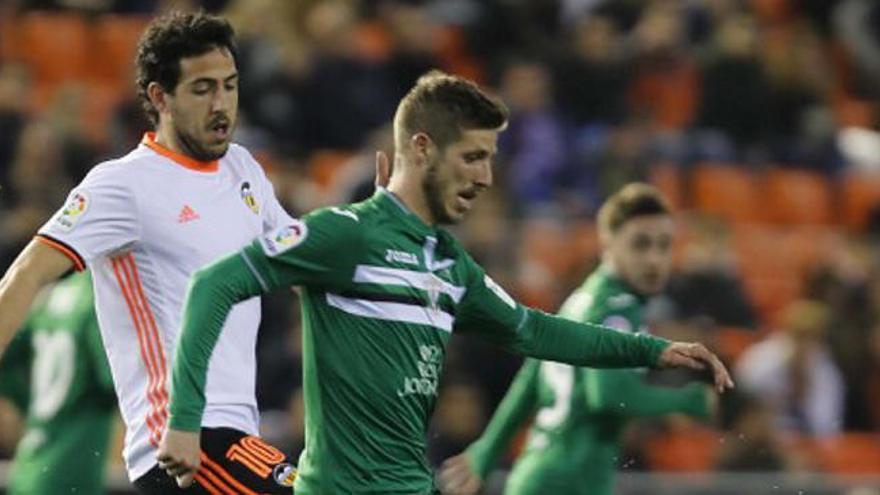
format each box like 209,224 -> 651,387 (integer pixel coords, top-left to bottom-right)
53,190 -> 89,232
260,220 -> 308,256
273,463 -> 298,488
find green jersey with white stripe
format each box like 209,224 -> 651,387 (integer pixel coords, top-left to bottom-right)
170,190 -> 672,494
0,271 -> 116,495
467,267 -> 710,495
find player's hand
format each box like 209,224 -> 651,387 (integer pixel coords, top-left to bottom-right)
157,428 -> 201,488
438,453 -> 482,495
375,150 -> 392,189
657,342 -> 734,393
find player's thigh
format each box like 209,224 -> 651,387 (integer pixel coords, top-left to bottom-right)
199,427 -> 297,494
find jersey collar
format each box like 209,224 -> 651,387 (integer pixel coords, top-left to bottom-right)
595,263 -> 647,303
374,187 -> 434,236
141,132 -> 220,173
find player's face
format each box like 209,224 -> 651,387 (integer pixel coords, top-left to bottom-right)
608,214 -> 675,295
422,129 -> 498,224
166,47 -> 238,161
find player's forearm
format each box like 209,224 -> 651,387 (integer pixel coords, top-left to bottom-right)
467,360 -> 540,478
584,369 -> 710,418
509,309 -> 669,368
0,240 -> 72,356
169,252 -> 265,431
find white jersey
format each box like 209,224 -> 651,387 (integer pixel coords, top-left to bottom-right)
37,132 -> 293,480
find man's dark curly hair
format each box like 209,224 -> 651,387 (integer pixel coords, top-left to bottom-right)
135,11 -> 237,126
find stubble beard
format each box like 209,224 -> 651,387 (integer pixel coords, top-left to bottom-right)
422,160 -> 456,225
176,127 -> 227,161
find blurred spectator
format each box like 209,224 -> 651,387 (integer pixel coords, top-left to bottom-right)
759,22 -> 831,163
427,382 -> 487,466
381,2 -> 443,101
628,3 -> 699,131
806,236 -> 875,430
553,14 -> 630,126
0,120 -> 73,267
866,323 -> 880,429
665,215 -> 757,329
716,394 -> 796,472
696,13 -> 769,153
0,64 -> 31,189
736,299 -> 845,436
299,0 -> 397,151
497,60 -> 568,215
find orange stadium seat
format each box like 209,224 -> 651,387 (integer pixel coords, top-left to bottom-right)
353,20 -> 393,63
307,150 -> 355,190
763,168 -> 834,225
731,224 -> 807,325
12,13 -> 90,86
840,171 -> 880,231
92,15 -> 152,88
649,161 -> 684,210
713,326 -> 762,363
814,434 -> 880,474
646,426 -> 721,472
692,163 -> 764,223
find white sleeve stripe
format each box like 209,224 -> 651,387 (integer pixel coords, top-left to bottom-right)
240,251 -> 269,292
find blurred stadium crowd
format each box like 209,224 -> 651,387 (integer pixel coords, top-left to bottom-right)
1,0 -> 880,490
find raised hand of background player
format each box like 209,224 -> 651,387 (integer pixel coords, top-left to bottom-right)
157,428 -> 201,488
438,453 -> 482,495
657,342 -> 734,393
375,150 -> 392,189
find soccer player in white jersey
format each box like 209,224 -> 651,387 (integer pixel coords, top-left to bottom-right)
0,11 -> 304,494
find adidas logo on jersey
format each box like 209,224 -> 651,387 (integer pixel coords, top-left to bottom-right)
177,205 -> 201,223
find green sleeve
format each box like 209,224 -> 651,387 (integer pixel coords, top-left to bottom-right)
242,208 -> 363,292
0,325 -> 33,412
169,253 -> 265,431
510,309 -> 668,368
169,209 -> 363,431
453,262 -> 669,368
466,360 -> 540,478
583,368 -> 710,419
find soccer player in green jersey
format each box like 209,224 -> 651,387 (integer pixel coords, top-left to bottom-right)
159,71 -> 733,493
439,183 -> 719,495
0,271 -> 116,494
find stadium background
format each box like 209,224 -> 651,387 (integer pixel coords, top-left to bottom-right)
0,0 -> 879,493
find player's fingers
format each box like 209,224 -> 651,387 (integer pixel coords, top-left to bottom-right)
439,465 -> 471,494
671,350 -> 705,371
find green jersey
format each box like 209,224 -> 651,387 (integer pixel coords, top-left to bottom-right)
0,271 -> 116,495
170,190 -> 671,494
467,267 -> 710,495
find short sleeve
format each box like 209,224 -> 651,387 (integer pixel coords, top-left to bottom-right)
38,165 -> 139,267
240,206 -> 364,291
240,147 -> 295,233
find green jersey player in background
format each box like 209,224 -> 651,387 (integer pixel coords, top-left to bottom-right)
439,183 -> 719,495
0,271 -> 117,494
158,71 -> 733,494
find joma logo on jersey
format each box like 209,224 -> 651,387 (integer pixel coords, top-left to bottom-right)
240,181 -> 260,214
385,249 -> 419,266
54,191 -> 89,232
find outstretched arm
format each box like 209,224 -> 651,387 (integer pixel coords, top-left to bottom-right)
0,239 -> 74,356
454,269 -> 733,393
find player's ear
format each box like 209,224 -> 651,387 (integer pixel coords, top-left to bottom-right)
147,82 -> 170,115
410,133 -> 434,168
